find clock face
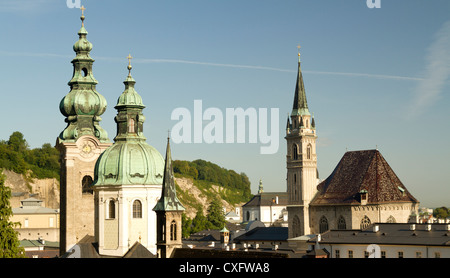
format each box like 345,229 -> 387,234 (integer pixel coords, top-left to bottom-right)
80,141 -> 95,158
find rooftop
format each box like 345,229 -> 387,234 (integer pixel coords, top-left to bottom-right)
309,223 -> 450,246
311,150 -> 419,206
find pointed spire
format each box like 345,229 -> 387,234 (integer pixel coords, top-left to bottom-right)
286,115 -> 291,130
153,137 -> 185,212
292,45 -> 310,116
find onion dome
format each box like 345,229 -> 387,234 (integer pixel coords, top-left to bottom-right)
93,56 -> 164,186
58,6 -> 109,143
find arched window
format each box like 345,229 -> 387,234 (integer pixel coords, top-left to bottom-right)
319,216 -> 329,233
128,117 -> 135,133
293,144 -> 298,160
170,220 -> 177,241
292,215 -> 301,238
132,200 -> 142,218
338,216 -> 346,230
307,144 -> 312,160
360,216 -> 371,230
386,215 -> 396,223
108,200 -> 115,219
82,175 -> 93,194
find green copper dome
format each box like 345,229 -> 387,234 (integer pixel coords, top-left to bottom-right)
93,57 -> 164,186
58,11 -> 109,143
94,141 -> 164,186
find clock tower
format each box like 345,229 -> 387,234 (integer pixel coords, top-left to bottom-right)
56,7 -> 111,255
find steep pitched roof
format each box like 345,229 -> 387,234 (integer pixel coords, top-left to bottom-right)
310,150 -> 419,206
291,55 -> 310,116
153,138 -> 185,212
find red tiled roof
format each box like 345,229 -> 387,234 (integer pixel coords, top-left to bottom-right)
311,150 -> 419,205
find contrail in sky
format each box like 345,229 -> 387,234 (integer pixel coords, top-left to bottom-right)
0,50 -> 423,81
134,58 -> 423,81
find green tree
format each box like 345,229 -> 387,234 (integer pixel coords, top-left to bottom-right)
7,131 -> 29,153
0,170 -> 25,258
181,213 -> 192,238
206,197 -> 225,230
191,209 -> 208,234
433,207 -> 449,219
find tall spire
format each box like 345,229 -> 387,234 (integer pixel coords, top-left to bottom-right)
291,44 -> 310,116
58,5 -> 109,143
153,137 -> 185,212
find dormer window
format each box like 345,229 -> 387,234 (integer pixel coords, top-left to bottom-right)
360,189 -> 368,205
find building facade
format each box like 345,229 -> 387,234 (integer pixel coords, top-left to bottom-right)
12,198 -> 60,242
242,190 -> 288,227
308,223 -> 450,258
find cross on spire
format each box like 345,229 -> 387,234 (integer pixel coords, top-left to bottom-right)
127,54 -> 133,75
80,5 -> 86,26
297,44 -> 301,61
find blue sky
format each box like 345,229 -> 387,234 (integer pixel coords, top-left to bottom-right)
0,0 -> 449,208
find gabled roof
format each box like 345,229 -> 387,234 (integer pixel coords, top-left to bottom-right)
311,150 -> 419,206
243,192 -> 288,207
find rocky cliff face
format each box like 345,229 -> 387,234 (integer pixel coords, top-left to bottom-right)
3,170 -> 242,221
3,169 -> 60,210
175,177 -> 243,220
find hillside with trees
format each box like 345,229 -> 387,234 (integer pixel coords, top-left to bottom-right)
0,131 -> 59,180
173,159 -> 252,205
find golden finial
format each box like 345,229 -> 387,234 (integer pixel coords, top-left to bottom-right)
297,44 -> 301,62
127,54 -> 133,75
80,5 -> 86,26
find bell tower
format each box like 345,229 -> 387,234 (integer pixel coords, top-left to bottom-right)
286,46 -> 318,238
153,137 -> 185,258
56,6 -> 111,255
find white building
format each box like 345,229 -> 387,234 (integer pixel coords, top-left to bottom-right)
306,223 -> 450,258
242,192 -> 288,227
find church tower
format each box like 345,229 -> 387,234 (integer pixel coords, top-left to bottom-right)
286,47 -> 318,238
153,137 -> 185,258
56,6 -> 112,255
93,56 -> 165,257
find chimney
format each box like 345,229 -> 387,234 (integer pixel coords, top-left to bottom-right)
446,224 -> 450,232
275,196 -> 279,205
373,224 -> 379,233
410,224 -> 416,231
426,224 -> 432,231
